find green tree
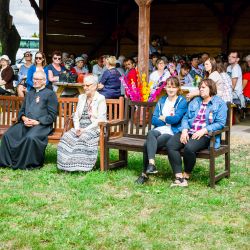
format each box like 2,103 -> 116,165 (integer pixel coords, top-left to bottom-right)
0,0 -> 20,63
32,32 -> 39,38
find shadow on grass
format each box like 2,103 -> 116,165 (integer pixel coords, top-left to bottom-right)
43,144 -> 231,187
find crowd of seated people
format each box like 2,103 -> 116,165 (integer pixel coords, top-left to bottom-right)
0,49 -> 249,186
1,49 -> 250,105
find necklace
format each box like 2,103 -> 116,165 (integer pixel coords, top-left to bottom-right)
86,98 -> 93,118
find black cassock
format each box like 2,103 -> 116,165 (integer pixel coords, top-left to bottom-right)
0,88 -> 58,170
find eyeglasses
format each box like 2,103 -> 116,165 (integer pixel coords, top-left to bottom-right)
83,84 -> 93,88
35,57 -> 43,60
33,78 -> 44,81
24,54 -> 32,57
53,57 -> 61,60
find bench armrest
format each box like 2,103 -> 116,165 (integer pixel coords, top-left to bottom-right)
208,126 -> 229,136
208,126 -> 230,150
99,119 -> 126,128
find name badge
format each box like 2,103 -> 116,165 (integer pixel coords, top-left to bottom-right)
36,96 -> 40,104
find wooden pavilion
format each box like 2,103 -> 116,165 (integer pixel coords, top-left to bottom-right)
33,0 -> 250,74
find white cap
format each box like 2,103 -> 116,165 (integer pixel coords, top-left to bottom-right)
0,55 -> 11,64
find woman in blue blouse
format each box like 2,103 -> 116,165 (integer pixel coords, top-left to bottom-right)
26,51 -> 49,91
166,79 -> 227,187
98,56 -> 121,99
136,77 -> 188,184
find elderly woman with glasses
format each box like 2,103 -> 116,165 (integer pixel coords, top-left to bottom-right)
26,51 -> 49,91
48,50 -> 66,89
57,74 -> 107,172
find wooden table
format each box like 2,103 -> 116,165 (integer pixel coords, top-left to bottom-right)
53,82 -> 84,98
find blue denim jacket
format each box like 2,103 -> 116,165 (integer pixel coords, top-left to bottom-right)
181,96 -> 228,148
152,95 -> 188,134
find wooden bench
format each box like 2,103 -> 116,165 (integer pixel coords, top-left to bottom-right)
101,99 -> 231,187
0,95 -> 124,141
0,96 -> 78,143
0,95 -> 124,169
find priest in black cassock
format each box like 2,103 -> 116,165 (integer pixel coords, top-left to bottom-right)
0,71 -> 58,170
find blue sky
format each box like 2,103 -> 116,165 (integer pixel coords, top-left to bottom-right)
10,0 -> 39,37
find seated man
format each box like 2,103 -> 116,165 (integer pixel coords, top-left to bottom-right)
0,71 -> 58,170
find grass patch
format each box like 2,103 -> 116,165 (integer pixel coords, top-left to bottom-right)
0,144 -> 249,249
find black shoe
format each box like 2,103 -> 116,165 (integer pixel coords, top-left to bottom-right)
135,174 -> 149,184
146,164 -> 158,174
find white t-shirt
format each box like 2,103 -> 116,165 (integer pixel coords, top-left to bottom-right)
149,69 -> 170,89
155,98 -> 175,135
227,64 -> 243,96
209,71 -> 224,98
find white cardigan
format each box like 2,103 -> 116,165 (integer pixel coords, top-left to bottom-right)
73,92 -> 107,131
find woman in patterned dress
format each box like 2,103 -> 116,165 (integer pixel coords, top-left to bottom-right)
57,74 -> 107,171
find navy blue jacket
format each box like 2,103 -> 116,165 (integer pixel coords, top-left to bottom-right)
98,68 -> 121,98
152,95 -> 188,134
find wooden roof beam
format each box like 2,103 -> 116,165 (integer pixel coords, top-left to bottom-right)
29,0 -> 42,20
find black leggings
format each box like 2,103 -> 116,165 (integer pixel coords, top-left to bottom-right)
166,132 -> 210,174
143,129 -> 172,173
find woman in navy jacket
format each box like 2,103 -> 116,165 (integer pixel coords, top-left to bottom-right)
136,77 -> 188,184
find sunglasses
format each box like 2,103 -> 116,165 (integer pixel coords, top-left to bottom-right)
53,57 -> 61,60
35,56 -> 43,60
24,54 -> 32,57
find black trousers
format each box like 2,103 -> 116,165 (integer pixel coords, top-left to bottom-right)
143,129 -> 172,173
166,132 -> 210,174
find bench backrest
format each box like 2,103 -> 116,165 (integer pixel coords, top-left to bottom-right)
55,97 -> 78,133
0,95 -> 124,138
124,99 -> 157,139
123,99 -> 232,140
0,96 -> 23,128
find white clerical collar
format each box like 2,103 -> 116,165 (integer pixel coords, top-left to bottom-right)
35,86 -> 45,93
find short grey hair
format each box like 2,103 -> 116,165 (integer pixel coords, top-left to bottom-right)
245,55 -> 250,62
33,70 -> 47,80
84,74 -> 98,86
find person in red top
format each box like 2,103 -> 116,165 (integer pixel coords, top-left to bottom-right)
242,55 -> 250,101
125,58 -> 138,87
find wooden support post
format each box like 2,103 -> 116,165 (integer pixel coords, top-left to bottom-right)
39,0 -> 46,52
135,0 -> 153,77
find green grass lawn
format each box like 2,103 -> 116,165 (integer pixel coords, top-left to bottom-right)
0,144 -> 249,250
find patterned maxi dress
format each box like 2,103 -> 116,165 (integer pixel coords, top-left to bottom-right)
57,102 -> 100,171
